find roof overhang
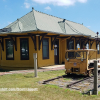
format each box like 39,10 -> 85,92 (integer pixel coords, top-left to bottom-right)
0,29 -> 97,41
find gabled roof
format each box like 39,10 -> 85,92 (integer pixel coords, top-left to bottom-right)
0,8 -> 97,38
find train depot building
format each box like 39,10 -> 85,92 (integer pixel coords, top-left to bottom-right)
0,8 -> 100,70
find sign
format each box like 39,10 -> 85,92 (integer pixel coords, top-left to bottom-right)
74,62 -> 77,66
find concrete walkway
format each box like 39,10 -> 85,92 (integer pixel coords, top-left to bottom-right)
0,65 -> 65,76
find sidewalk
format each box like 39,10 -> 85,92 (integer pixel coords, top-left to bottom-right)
0,65 -> 65,76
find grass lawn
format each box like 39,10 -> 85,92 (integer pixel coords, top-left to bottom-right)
0,70 -> 100,100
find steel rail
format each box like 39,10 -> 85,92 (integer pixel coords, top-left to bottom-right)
42,76 -> 63,84
67,76 -> 93,88
67,73 -> 100,88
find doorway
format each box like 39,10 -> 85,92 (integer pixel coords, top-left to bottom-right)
54,40 -> 59,64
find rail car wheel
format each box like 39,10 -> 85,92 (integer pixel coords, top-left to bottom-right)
65,70 -> 67,74
87,70 -> 92,77
67,73 -> 70,75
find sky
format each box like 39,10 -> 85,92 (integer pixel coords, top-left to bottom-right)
0,0 -> 100,36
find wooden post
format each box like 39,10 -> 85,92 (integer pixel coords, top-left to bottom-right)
93,60 -> 98,95
96,51 -> 97,60
33,53 -> 37,77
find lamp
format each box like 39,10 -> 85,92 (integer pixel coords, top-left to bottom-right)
36,33 -> 40,36
95,32 -> 99,40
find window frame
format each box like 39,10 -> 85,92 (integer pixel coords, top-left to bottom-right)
20,38 -> 29,60
97,43 -> 100,54
1,45 -> 2,60
6,39 -> 14,60
42,38 -> 49,59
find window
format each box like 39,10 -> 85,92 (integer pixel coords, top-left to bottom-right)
97,44 -> 99,54
81,42 -> 89,49
67,40 -> 74,50
76,43 -> 80,49
42,38 -> 49,59
81,42 -> 83,49
1,46 -> 2,60
6,39 -> 14,60
86,43 -> 89,49
67,39 -> 74,57
54,46 -> 57,56
20,38 -> 29,60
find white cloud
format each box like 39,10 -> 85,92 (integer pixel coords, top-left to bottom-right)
87,26 -> 91,28
32,0 -> 87,6
45,6 -> 51,10
78,0 -> 87,3
24,2 -> 30,8
8,21 -> 12,24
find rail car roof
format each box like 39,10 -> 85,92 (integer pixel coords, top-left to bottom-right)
66,49 -> 97,52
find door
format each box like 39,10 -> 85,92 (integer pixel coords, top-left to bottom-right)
54,40 -> 59,64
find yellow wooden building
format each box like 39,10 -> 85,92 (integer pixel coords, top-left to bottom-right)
0,8 -> 100,70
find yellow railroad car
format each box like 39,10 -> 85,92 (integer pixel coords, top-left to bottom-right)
65,49 -> 100,76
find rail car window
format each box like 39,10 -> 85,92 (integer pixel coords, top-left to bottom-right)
76,52 -> 81,57
65,51 -> 87,59
65,52 -> 75,59
68,52 -> 75,58
76,52 -> 87,59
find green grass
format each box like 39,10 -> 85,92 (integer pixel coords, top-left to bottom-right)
0,70 -> 100,100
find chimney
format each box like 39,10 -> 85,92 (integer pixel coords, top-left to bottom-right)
32,7 -> 34,11
63,19 -> 66,22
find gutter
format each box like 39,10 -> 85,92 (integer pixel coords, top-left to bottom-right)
37,29 -> 91,37
0,30 -> 38,35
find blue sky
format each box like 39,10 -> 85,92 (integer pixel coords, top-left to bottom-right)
0,0 -> 100,35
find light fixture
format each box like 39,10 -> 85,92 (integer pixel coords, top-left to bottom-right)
81,59 -> 83,62
36,33 -> 40,36
36,35 -> 40,36
67,58 -> 69,61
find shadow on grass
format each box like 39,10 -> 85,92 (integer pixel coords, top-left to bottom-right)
24,76 -> 34,78
0,68 -> 12,72
63,74 -> 87,80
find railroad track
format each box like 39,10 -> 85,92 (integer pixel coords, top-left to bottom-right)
42,75 -> 93,86
42,76 -> 63,84
68,70 -> 100,87
40,73 -> 100,93
67,76 -> 93,88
